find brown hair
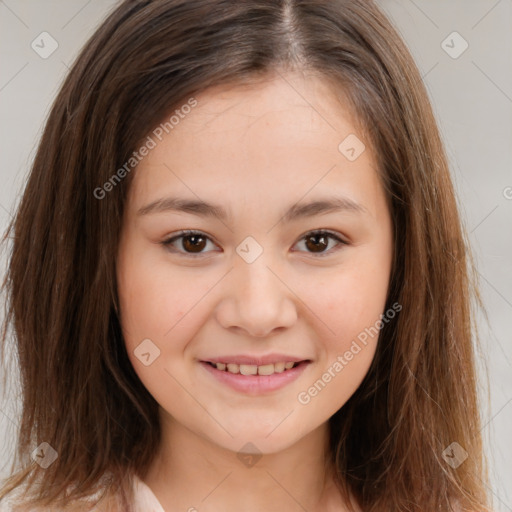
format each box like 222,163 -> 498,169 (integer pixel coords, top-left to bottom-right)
0,0 -> 490,510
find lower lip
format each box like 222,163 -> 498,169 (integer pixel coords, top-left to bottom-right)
199,361 -> 310,394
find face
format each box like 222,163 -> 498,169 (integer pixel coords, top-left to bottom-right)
116,71 -> 393,455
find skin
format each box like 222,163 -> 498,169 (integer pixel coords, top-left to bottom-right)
116,70 -> 394,512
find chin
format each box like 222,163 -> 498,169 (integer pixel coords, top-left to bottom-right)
204,422 -> 310,456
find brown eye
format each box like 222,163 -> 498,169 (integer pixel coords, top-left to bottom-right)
293,230 -> 346,257
162,230 -> 217,256
181,234 -> 207,253
304,233 -> 329,253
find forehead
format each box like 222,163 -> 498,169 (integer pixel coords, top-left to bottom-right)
178,72 -> 363,145
127,72 -> 381,217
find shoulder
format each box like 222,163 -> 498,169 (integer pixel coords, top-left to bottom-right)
0,486 -> 121,512
0,471 -> 146,512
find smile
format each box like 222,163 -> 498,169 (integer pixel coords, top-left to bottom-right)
199,359 -> 311,394
205,361 -> 298,376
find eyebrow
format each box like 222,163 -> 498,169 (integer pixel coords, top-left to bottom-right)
137,195 -> 368,222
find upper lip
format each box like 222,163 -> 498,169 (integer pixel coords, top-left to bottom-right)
201,354 -> 311,366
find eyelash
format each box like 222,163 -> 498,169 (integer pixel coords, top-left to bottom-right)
160,229 -> 347,258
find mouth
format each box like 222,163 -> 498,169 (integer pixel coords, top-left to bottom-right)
202,360 -> 304,376
198,357 -> 312,394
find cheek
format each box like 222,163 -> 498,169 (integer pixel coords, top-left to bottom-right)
307,257 -> 391,348
117,254 -> 219,384
294,250 -> 391,409
117,258 -> 198,407
295,269 -> 386,415
300,244 -> 391,411
117,249 -> 192,346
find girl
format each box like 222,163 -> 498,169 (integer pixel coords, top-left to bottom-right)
0,0 -> 491,510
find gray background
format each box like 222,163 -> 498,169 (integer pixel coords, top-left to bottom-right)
0,0 -> 511,509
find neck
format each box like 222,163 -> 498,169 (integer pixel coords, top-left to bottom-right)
143,409 -> 354,512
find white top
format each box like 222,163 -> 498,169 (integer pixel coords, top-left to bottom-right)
131,474 -> 166,512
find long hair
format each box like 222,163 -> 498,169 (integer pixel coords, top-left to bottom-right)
0,0 -> 490,510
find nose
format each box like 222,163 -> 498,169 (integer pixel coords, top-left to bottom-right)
215,254 -> 298,338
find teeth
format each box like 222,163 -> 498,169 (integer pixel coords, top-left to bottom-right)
213,361 -> 299,375
240,364 -> 258,375
274,362 -> 285,373
257,364 -> 275,376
